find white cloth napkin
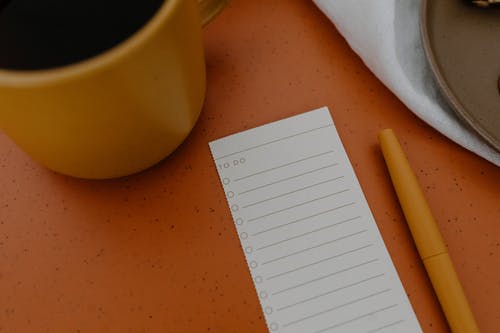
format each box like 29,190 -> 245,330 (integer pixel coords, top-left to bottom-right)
313,0 -> 500,166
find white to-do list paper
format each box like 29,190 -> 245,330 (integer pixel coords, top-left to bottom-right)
209,107 -> 422,333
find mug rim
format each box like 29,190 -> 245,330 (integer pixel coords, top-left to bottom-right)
0,0 -> 182,86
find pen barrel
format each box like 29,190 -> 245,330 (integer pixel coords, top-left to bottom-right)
378,129 -> 480,333
378,129 -> 446,258
424,253 -> 480,333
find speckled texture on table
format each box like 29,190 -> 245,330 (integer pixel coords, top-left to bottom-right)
1,1 -> 499,332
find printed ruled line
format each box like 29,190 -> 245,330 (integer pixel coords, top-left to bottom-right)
262,230 -> 367,265
366,320 -> 405,333
242,177 -> 341,208
272,258 -> 379,295
283,289 -> 392,327
256,215 -> 361,251
213,124 -> 333,160
238,165 -> 340,195
248,189 -> 350,222
313,304 -> 399,333
234,150 -> 334,182
266,244 -> 373,280
252,202 -> 356,237
277,273 -> 385,311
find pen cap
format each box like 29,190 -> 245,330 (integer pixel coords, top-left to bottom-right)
424,253 -> 481,333
378,129 -> 447,259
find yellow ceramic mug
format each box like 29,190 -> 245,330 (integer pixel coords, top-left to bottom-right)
0,0 -> 227,179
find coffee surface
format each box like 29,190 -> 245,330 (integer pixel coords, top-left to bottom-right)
0,0 -> 164,70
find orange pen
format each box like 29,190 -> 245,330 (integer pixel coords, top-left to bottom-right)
378,129 -> 480,333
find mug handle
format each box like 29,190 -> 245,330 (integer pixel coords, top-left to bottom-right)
198,0 -> 229,26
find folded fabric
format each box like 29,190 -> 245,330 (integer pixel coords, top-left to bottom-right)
313,0 -> 500,166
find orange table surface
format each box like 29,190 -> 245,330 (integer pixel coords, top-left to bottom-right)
1,1 -> 499,332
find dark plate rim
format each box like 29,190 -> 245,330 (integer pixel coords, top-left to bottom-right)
420,0 -> 500,151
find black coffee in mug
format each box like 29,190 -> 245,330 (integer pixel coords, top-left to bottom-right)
0,0 -> 164,70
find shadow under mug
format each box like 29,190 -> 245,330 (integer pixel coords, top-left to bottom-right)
0,0 -> 227,179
